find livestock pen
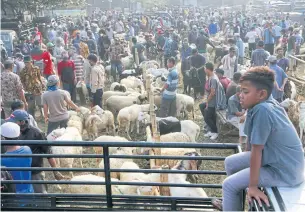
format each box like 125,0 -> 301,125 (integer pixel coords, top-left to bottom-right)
1,140 -> 245,211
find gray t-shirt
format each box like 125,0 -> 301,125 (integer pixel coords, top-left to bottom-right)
226,94 -> 242,120
42,89 -> 69,122
244,96 -> 304,186
207,75 -> 217,107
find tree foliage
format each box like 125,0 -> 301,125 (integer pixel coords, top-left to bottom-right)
1,0 -> 86,15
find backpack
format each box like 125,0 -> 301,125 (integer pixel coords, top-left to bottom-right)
61,64 -> 75,84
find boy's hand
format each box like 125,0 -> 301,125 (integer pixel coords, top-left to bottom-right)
247,186 -> 270,208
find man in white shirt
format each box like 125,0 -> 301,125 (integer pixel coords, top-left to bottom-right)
245,27 -> 258,57
115,19 -> 124,33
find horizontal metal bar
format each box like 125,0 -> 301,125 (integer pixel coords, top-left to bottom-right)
1,140 -> 240,149
1,154 -> 227,161
1,193 -> 219,201
1,167 -> 226,175
0,154 -> 105,158
110,154 -> 226,160
1,180 -> 222,188
0,154 -> 227,160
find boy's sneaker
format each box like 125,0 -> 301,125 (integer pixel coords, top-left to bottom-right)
210,133 -> 219,140
204,132 -> 213,137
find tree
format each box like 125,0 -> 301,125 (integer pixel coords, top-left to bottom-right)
1,0 -> 86,16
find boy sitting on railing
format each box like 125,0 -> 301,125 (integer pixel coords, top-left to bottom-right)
212,67 -> 304,211
226,86 -> 247,145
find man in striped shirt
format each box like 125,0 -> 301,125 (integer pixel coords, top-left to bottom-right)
159,57 -> 178,117
69,48 -> 84,83
251,41 -> 270,67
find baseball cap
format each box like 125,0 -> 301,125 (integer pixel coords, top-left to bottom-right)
6,110 -> 30,123
47,75 -> 59,86
268,55 -> 277,62
1,122 -> 20,138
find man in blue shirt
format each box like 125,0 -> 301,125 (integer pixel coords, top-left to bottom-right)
159,57 -> 178,117
276,48 -> 289,72
234,33 -> 244,65
208,20 -> 218,37
268,56 -> 288,102
1,122 -> 33,193
263,23 -> 276,55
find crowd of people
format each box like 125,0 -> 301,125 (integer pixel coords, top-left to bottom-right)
1,5 -> 304,211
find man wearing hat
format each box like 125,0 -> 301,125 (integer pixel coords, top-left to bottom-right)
268,55 -> 288,103
251,40 -> 270,67
1,122 -> 34,194
1,59 -> 28,118
6,109 -> 65,193
19,55 -> 45,119
42,75 -> 80,134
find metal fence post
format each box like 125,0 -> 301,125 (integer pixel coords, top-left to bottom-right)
103,146 -> 113,208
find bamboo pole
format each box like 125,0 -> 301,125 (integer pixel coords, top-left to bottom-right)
145,74 -> 161,168
160,165 -> 170,196
135,48 -> 139,67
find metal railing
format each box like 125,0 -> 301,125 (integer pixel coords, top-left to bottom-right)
1,141 -> 242,211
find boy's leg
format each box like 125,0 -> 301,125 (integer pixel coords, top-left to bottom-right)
223,165 -> 290,211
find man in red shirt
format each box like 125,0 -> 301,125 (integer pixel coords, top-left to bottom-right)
57,51 -> 76,102
31,40 -> 54,79
215,68 -> 231,92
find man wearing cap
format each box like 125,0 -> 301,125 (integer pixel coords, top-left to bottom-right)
1,59 -> 28,118
6,110 -> 65,193
251,40 -> 270,67
1,122 -> 34,194
11,100 -> 38,128
269,55 -> 288,102
42,75 -> 80,134
19,55 -> 45,119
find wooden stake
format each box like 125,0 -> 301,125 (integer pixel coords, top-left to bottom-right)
160,165 -> 170,196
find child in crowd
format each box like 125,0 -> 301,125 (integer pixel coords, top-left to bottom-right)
226,86 -> 247,145
212,67 -> 304,211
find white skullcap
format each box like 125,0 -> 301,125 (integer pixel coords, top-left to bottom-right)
1,122 -> 20,138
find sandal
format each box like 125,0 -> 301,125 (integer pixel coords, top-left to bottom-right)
211,198 -> 223,211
